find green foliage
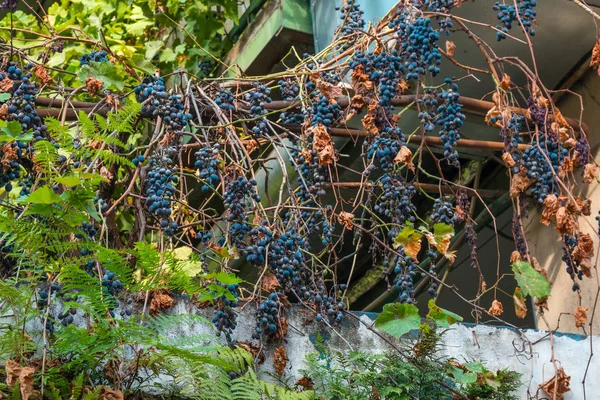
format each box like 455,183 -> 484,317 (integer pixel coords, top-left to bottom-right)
512,261 -> 550,299
0,0 -> 239,85
374,302 -> 421,338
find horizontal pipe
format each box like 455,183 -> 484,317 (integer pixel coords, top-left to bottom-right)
329,182 -> 504,199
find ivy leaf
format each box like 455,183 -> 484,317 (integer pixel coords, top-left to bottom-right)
374,303 -> 421,338
24,186 -> 62,205
512,261 -> 550,299
393,223 -> 422,259
214,272 -> 242,286
427,299 -> 462,328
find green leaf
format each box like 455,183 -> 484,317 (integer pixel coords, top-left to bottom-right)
130,54 -> 156,75
449,366 -> 477,384
393,224 -> 422,258
3,121 -> 23,136
374,303 -> 421,338
159,48 -> 177,63
214,272 -> 242,286
144,40 -> 164,60
172,246 -> 193,261
512,261 -> 550,299
24,186 -> 62,205
0,93 -> 10,102
77,62 -> 124,91
465,362 -> 486,374
55,175 -> 84,187
427,300 -> 462,328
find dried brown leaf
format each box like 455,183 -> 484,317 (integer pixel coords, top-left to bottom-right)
245,139 -> 259,153
99,386 -> 124,400
0,103 -> 8,121
237,341 -> 265,364
19,366 -> 35,400
502,152 -> 516,167
362,113 -> 379,135
316,79 -> 342,103
572,231 -> 594,262
2,143 -> 18,172
555,207 -> 577,235
0,77 -> 13,93
33,65 -> 53,86
540,194 -> 559,226
445,40 -> 456,57
296,376 -> 314,390
539,368 -> 571,400
318,143 -> 338,166
510,172 -> 531,198
273,346 -> 288,375
488,300 -> 504,316
558,157 -> 573,178
6,359 -> 21,387
554,109 -> 569,128
510,250 -> 522,263
273,315 -> 289,340
300,147 -> 312,162
150,292 -> 174,316
513,288 -> 528,319
580,258 -> 593,278
574,306 -> 588,328
351,94 -> 366,110
583,163 -> 598,184
500,73 -> 511,90
85,77 -> 103,96
591,39 -> 600,75
393,146 -> 414,171
531,257 -> 550,281
262,273 -> 280,292
311,124 -> 332,152
397,79 -> 409,94
338,211 -> 354,230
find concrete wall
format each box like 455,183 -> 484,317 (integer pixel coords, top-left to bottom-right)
524,68 -> 600,334
160,302 -> 598,399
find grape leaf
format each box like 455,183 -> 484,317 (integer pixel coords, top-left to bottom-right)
449,366 -> 477,384
427,300 -> 463,327
393,223 -> 423,259
55,175 -> 84,187
24,186 -> 62,205
512,261 -> 550,299
214,272 -> 242,286
374,303 -> 421,338
0,93 -> 10,102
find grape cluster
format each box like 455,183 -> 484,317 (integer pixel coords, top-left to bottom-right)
6,64 -> 47,141
76,221 -> 98,240
520,100 -> 567,203
390,14 -> 442,79
212,282 -> 239,343
144,147 -> 179,236
335,1 -> 365,47
493,0 -> 537,41
252,292 -> 283,339
422,0 -> 454,34
351,50 -> 404,107
267,228 -> 307,290
224,177 -> 261,244
431,198 -> 456,226
215,90 -> 235,113
436,81 -> 464,166
278,79 -> 304,125
80,50 -> 109,66
465,223 -> 478,269
366,125 -> 405,170
499,114 -> 525,173
102,269 -> 123,296
243,222 -> 273,266
57,307 -> 77,327
562,234 -> 583,291
390,247 -> 418,303
134,76 -> 167,116
426,250 -> 439,296
244,82 -> 272,136
306,94 -> 341,127
160,95 -> 190,133
313,287 -> 345,325
374,173 -> 417,237
194,143 -> 221,192
132,154 -> 145,168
